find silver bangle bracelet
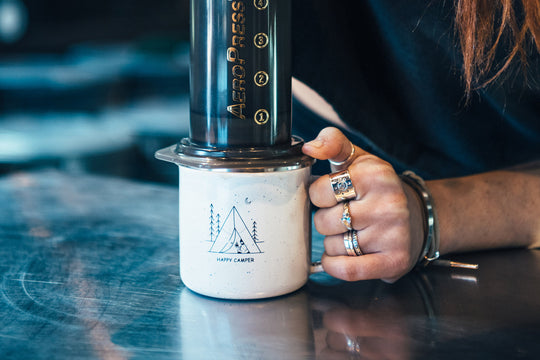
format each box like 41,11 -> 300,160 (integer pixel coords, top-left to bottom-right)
400,171 -> 440,267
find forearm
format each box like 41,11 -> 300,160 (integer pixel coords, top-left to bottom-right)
428,162 -> 540,255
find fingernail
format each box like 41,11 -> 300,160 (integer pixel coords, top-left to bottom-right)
305,138 -> 324,148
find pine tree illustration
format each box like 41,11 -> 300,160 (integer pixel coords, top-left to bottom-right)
216,213 -> 221,236
209,204 -> 214,241
252,221 -> 258,242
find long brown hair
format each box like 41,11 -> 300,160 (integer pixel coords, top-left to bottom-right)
455,0 -> 540,94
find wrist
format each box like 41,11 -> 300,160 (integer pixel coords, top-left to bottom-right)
401,172 -> 479,271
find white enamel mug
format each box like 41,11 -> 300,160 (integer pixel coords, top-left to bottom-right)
180,163 -> 325,299
156,143 -> 320,300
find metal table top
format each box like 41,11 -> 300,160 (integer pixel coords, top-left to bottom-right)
1,170 -> 539,359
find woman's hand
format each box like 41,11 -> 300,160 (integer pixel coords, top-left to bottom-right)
303,127 -> 425,282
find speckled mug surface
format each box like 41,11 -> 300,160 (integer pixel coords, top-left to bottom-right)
178,166 -> 312,299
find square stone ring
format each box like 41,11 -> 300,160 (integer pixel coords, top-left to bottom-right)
329,170 -> 357,203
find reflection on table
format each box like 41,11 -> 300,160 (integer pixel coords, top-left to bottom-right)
1,170 -> 539,359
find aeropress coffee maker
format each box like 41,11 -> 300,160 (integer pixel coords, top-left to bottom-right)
156,0 -> 316,299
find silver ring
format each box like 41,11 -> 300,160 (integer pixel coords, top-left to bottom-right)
343,231 -> 363,256
329,142 -> 355,166
341,201 -> 353,230
351,230 -> 363,256
329,170 -> 357,202
344,231 -> 363,256
343,231 -> 356,256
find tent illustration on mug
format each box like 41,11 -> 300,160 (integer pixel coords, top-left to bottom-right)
208,205 -> 263,254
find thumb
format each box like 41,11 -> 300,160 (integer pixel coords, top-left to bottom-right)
302,127 -> 364,165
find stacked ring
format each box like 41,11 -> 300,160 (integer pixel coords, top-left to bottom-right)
329,170 -> 357,202
351,231 -> 363,256
343,230 -> 363,256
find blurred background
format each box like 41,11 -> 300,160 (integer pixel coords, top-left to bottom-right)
0,0 -> 191,184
